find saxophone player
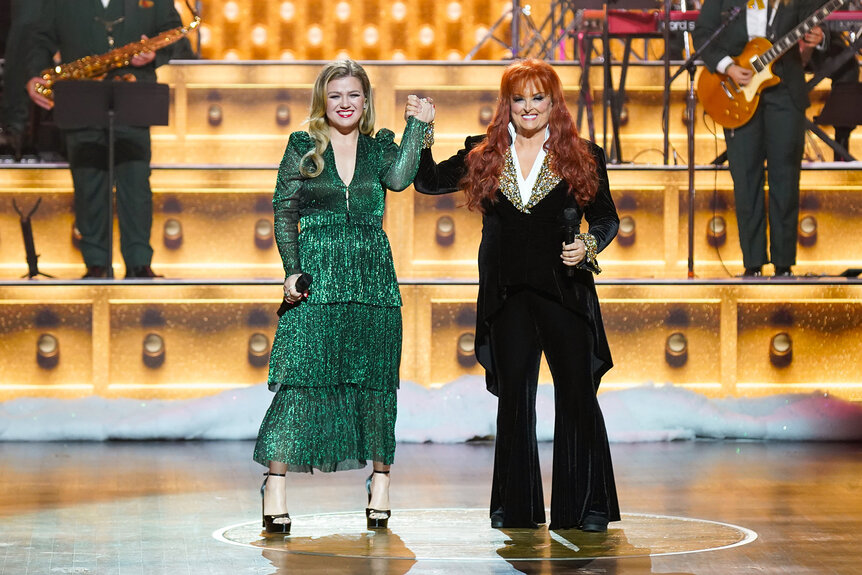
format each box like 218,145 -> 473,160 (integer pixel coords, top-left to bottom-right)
25,0 -> 194,279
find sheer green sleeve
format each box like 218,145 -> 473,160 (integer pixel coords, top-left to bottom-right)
273,132 -> 307,276
377,115 -> 429,192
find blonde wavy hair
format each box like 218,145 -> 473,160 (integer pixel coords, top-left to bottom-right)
300,59 -> 376,178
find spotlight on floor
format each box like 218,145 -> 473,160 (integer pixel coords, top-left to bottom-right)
435,215 -> 455,245
255,218 -> 274,249
248,332 -> 271,367
456,332 -> 476,366
143,333 -> 165,368
707,216 -> 726,247
36,333 -> 59,369
617,215 -> 636,246
798,215 -> 817,247
769,332 -> 792,367
664,332 -> 688,367
163,218 -> 183,249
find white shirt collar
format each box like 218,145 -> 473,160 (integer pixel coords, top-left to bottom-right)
102,0 -> 111,8
507,122 -> 550,205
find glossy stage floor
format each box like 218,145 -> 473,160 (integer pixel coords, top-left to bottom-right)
1,440 -> 860,574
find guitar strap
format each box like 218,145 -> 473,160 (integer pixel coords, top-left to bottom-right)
766,0 -> 780,40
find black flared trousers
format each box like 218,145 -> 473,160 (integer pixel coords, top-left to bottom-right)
489,288 -> 620,530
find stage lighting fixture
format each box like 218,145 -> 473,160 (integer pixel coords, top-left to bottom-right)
769,332 -> 792,367
435,215 -> 455,245
419,26 -> 434,46
707,216 -> 726,247
363,26 -> 379,46
307,25 -> 323,46
479,105 -> 494,126
617,215 -> 636,246
251,25 -> 267,47
223,1 -> 239,22
248,333 -> 271,367
276,104 -> 291,126
36,333 -> 59,369
163,218 -> 183,249
447,2 -> 462,21
798,215 -> 817,247
457,332 -> 476,366
280,2 -> 295,22
335,2 -> 351,21
391,2 -> 407,21
143,333 -> 166,368
664,332 -> 687,367
207,104 -> 223,126
255,218 -> 274,249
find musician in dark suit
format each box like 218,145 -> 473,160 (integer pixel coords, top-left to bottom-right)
25,0 -> 194,279
694,0 -> 823,277
412,59 -> 620,532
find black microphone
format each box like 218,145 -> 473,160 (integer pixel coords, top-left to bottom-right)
277,273 -> 313,317
562,208 -> 578,278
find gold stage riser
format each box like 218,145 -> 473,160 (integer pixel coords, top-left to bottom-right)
1,167 -> 860,279
1,282 -> 860,401
150,62 -> 849,166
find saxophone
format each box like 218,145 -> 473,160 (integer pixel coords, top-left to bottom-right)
34,5 -> 200,100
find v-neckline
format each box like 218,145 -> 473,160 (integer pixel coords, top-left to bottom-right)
329,137 -> 359,189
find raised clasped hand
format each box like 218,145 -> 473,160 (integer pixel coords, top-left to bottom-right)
561,239 -> 586,267
404,94 -> 436,123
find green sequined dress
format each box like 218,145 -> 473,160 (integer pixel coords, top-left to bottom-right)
253,116 -> 428,473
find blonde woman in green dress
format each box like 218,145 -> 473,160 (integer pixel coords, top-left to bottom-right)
254,60 -> 435,534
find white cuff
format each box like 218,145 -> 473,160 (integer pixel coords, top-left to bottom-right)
716,56 -> 734,75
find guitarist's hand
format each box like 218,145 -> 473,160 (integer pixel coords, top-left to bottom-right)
727,65 -> 753,87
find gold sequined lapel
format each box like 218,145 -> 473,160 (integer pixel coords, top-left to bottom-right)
498,149 -> 562,214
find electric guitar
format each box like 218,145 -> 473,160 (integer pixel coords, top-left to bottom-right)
697,0 -> 847,129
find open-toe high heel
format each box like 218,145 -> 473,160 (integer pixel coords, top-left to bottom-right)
261,472 -> 291,534
365,469 -> 391,529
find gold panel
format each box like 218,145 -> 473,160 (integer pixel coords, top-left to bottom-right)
108,300 -> 278,392
737,300 -> 862,388
601,299 -> 722,388
0,302 -> 93,393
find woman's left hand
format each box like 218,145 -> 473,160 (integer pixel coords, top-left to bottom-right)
561,239 -> 586,267
405,94 -> 435,123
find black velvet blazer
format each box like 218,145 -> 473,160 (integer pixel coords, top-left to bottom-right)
414,136 -> 619,395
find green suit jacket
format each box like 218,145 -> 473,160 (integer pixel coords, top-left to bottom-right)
27,0 -> 193,82
693,0 -> 822,111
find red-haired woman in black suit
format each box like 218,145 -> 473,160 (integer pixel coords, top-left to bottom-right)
411,59 -> 620,532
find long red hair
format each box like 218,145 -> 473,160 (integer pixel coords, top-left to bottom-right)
462,59 -> 598,211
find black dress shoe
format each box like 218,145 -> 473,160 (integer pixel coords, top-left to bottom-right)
742,266 -> 763,277
125,265 -> 162,279
774,266 -> 794,277
490,509 -> 505,529
580,512 -> 609,533
82,265 -> 108,279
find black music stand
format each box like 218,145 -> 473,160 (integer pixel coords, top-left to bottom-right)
53,81 -> 169,278
601,0 -> 659,164
812,83 -> 862,162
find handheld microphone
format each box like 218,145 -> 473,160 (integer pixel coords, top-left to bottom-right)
277,273 -> 313,317
562,208 -> 578,278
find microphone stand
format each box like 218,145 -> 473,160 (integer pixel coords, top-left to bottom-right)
667,6 -> 743,279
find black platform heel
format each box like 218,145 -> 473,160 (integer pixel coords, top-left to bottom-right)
261,472 -> 291,534
365,469 -> 391,529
